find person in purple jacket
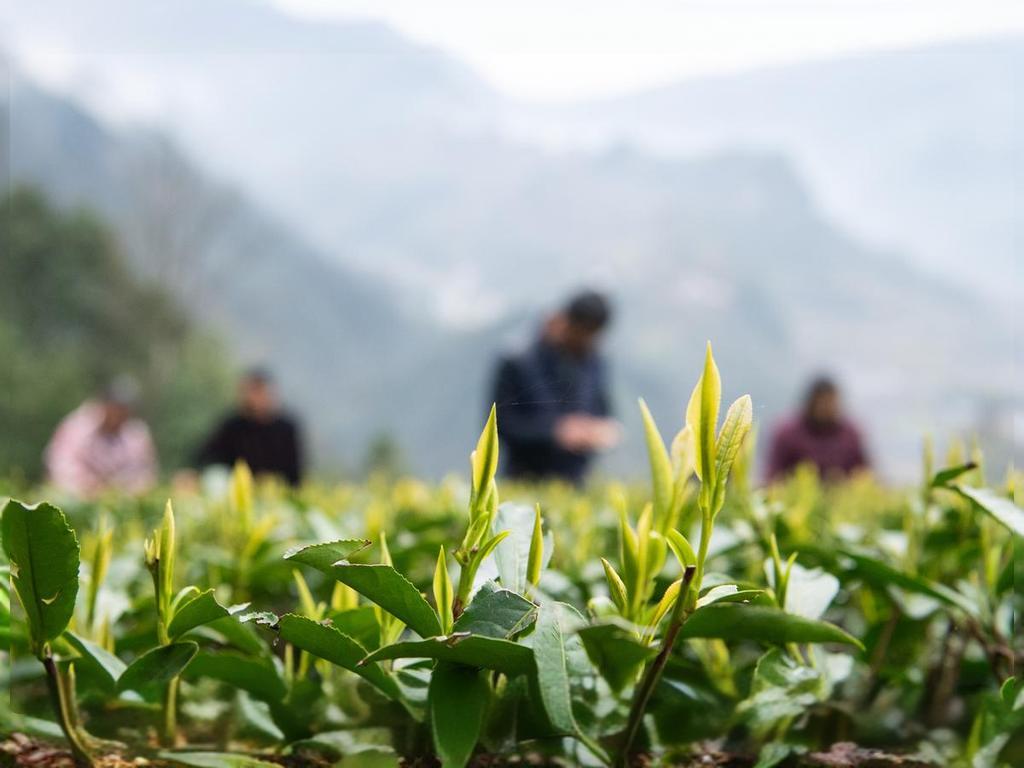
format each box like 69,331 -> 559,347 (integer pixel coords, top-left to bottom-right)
766,376 -> 869,483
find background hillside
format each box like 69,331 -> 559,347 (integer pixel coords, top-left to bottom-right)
1,1 -> 1018,479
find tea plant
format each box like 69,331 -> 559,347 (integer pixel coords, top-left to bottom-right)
2,343 -> 1022,766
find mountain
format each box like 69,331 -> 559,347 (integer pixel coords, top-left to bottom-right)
1,3 -> 1018,477
517,37 -> 1023,306
1,64 -> 449,472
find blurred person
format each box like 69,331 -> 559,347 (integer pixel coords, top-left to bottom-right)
492,290 -> 620,484
195,368 -> 303,485
44,377 -> 157,497
766,376 -> 869,483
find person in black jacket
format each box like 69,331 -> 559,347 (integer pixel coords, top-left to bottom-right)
491,291 -> 620,484
195,369 -> 304,485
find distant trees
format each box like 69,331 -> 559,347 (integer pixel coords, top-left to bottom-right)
0,186 -> 234,481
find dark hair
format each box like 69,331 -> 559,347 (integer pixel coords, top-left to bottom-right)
564,290 -> 612,332
804,375 -> 837,408
243,367 -> 274,386
103,375 -> 141,408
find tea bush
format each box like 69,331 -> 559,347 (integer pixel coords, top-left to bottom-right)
2,346 -> 1021,767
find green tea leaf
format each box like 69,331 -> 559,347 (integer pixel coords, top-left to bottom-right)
526,505 -> 545,587
64,631 -> 126,690
326,606 -> 382,650
1,500 -> 80,656
283,539 -> 371,574
169,589 -> 232,639
600,558 -> 629,614
530,601 -> 578,734
772,563 -> 839,621
429,662 -> 488,768
118,641 -> 199,692
839,550 -> 974,614
679,604 -> 862,649
363,634 -> 533,676
493,504 -> 553,595
666,530 -> 697,568
686,342 -> 721,485
578,621 -> 656,692
185,651 -> 286,703
955,485 -> 1024,537
929,463 -> 978,488
639,398 -> 673,527
453,583 -> 536,639
433,547 -> 453,634
278,614 -> 401,701
201,615 -> 268,657
712,394 -> 753,512
471,405 -> 499,504
328,564 -> 441,639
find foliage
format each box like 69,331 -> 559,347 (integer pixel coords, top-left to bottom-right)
1,348 -> 1022,766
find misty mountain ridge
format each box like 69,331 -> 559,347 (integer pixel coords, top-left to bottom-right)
511,36 -> 1022,307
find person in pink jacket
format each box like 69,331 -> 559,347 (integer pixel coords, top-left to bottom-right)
44,378 -> 158,497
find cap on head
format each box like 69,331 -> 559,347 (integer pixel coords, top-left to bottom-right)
564,290 -> 612,332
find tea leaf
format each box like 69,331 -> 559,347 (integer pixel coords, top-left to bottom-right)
363,634 -> 534,676
284,539 -> 371,574
429,662 -> 488,768
433,547 -> 453,634
639,398 -> 673,526
839,550 -> 975,614
471,405 -> 499,507
168,589 -> 232,639
666,529 -> 697,568
929,463 -> 978,488
229,460 -> 255,530
955,485 -> 1024,537
327,564 -> 441,639
530,601 -> 579,734
65,631 -> 126,690
118,641 -> 199,692
600,558 -> 629,614
278,614 -> 401,700
325,606 -> 382,651
686,342 -> 721,485
453,582 -> 536,639
526,505 -> 544,587
492,503 -> 552,595
1,500 -> 80,657
679,604 -> 862,648
578,621 -> 656,692
185,651 -> 286,703
712,395 -> 753,512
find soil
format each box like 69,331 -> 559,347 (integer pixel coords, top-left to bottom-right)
0,735 -> 939,768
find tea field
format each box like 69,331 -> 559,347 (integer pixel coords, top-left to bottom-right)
2,349 -> 1021,767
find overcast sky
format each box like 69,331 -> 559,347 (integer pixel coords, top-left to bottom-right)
275,0 -> 1024,100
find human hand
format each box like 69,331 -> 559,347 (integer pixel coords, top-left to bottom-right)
554,415 -> 622,453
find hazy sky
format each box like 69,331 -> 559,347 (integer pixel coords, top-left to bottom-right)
276,0 -> 1024,99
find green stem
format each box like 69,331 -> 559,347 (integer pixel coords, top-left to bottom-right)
617,565 -> 697,767
162,676 -> 180,746
694,507 -> 713,594
43,655 -> 94,767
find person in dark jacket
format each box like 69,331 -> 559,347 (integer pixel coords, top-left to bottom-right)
766,376 -> 869,483
195,369 -> 304,485
491,291 -> 620,484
